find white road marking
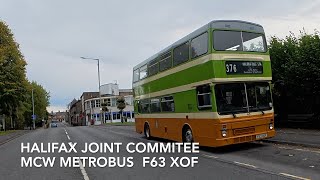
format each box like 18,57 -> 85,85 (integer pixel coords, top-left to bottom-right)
79,160 -> 90,180
201,154 -> 218,159
233,161 -> 257,169
279,173 -> 311,180
63,130 -> 90,180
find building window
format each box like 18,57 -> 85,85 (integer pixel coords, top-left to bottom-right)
85,101 -> 90,109
197,84 -> 212,109
113,113 -> 117,120
159,52 -> 172,72
139,64 -> 148,80
191,32 -> 208,59
91,100 -> 95,108
104,98 -> 111,106
173,42 -> 189,66
126,112 -> 131,119
125,96 -> 133,106
132,112 -> 134,118
111,98 -> 116,107
161,96 -> 174,112
117,113 -> 120,119
96,100 -> 101,108
105,113 -> 111,120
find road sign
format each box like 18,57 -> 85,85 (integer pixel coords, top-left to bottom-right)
32,114 -> 36,120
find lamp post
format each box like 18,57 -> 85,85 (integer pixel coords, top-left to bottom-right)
32,88 -> 35,129
80,57 -> 103,124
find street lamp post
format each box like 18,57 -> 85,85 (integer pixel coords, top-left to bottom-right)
80,57 -> 103,124
32,88 -> 35,130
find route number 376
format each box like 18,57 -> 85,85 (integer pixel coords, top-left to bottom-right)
226,63 -> 237,73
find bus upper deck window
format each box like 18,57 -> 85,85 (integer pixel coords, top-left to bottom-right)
139,65 -> 148,80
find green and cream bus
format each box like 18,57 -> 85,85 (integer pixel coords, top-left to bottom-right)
132,20 -> 275,147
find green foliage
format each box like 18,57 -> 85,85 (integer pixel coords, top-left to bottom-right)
117,96 -> 126,123
269,30 -> 320,114
101,102 -> 109,112
116,96 -> 126,111
0,20 -> 50,129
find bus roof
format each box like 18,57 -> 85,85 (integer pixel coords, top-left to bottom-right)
133,20 -> 265,70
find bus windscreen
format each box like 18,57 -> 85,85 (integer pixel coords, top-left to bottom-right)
213,31 -> 267,52
215,82 -> 272,115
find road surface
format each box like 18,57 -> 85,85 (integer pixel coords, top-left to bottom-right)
0,122 -> 319,180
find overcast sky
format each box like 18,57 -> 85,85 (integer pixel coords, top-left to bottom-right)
1,0 -> 319,112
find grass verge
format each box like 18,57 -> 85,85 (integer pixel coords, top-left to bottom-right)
0,130 -> 16,136
105,122 -> 135,126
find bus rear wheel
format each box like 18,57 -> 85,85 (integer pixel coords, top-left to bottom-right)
144,123 -> 151,139
183,126 -> 193,143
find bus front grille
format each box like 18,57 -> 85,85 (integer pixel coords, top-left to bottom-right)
233,127 -> 255,136
233,135 -> 256,143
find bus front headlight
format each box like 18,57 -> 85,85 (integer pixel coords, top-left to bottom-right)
269,123 -> 273,130
222,130 -> 227,137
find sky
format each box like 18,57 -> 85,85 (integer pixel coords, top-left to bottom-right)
0,0 -> 319,112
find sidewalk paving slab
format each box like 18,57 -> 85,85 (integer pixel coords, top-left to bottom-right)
263,128 -> 320,149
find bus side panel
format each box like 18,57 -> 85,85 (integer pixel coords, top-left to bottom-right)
135,113 -> 275,147
135,117 -> 144,134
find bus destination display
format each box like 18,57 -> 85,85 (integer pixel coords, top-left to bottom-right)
225,61 -> 263,74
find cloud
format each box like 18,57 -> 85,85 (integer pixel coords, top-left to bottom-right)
1,0 -> 319,112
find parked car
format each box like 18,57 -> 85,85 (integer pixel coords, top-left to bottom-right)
51,123 -> 58,128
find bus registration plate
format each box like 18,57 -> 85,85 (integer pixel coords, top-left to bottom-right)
256,133 -> 267,139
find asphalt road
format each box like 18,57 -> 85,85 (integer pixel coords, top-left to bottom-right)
0,122 -> 319,180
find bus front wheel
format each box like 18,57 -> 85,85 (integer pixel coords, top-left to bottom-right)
144,123 -> 151,139
183,126 -> 193,143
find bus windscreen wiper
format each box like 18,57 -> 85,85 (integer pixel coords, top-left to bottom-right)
231,111 -> 236,118
256,106 -> 265,115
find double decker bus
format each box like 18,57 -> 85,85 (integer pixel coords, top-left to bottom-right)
132,20 -> 275,147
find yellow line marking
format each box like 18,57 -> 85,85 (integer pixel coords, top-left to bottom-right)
279,173 -> 311,180
278,146 -> 320,154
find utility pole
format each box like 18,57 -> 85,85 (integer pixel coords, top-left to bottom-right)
81,57 -> 103,124
32,89 -> 35,130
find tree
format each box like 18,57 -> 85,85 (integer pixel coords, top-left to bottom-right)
116,96 -> 126,123
0,20 -> 29,129
0,20 -> 50,129
269,30 -> 320,124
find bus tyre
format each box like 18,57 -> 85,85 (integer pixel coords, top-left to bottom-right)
183,126 -> 194,143
144,123 -> 151,139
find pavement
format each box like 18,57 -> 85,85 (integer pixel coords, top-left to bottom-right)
263,128 -> 320,149
0,130 -> 31,145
